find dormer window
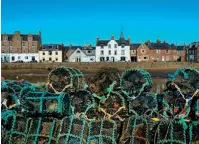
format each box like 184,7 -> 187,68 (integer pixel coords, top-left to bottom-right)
108,44 -> 111,48
101,44 -> 104,48
76,50 -> 80,53
121,44 -> 125,48
49,45 -> 53,49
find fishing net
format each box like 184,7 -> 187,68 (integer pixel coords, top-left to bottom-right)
70,90 -> 96,119
189,121 -> 199,144
156,120 -> 187,144
98,91 -> 127,121
1,80 -> 31,110
120,69 -> 153,100
120,115 -> 149,144
87,119 -> 117,144
1,66 -> 199,144
90,67 -> 120,93
47,66 -> 85,93
20,89 -> 71,117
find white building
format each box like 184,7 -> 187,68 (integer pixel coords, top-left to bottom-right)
95,32 -> 131,62
1,53 -> 39,62
67,45 -> 95,62
39,44 -> 65,62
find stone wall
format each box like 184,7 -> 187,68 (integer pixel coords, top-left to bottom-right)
2,62 -> 199,71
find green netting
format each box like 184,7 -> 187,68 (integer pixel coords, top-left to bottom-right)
120,69 -> 153,100
120,115 -> 150,144
20,89 -> 71,117
86,119 -> 117,144
156,120 -> 187,144
47,66 -> 85,93
1,66 -> 199,144
189,121 -> 199,144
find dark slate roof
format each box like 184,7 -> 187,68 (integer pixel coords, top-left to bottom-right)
189,42 -> 199,49
130,44 -> 141,50
145,42 -> 176,50
176,46 -> 184,51
96,39 -> 129,46
1,34 -> 40,41
96,40 -> 110,46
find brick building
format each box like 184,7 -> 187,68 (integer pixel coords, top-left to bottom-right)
1,31 -> 41,62
131,41 -> 179,62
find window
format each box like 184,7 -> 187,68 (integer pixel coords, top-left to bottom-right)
43,58 -> 45,61
87,50 -> 91,54
56,58 -> 58,61
106,57 -> 109,61
9,42 -> 12,46
25,56 -> 28,59
108,44 -> 111,48
55,51 -> 58,55
156,50 -> 160,53
166,50 -> 169,53
100,57 -> 105,61
121,57 -> 126,61
114,50 -> 117,55
32,42 -> 35,47
76,50 -> 80,53
4,37 -> 7,40
141,49 -> 145,54
121,50 -> 125,55
108,50 -> 111,55
22,42 -> 26,47
101,50 -> 104,55
101,45 -> 104,48
2,42 -> 4,46
49,51 -> 52,55
114,44 -> 117,48
12,56 -> 15,61
166,56 -> 169,61
121,44 -> 125,48
49,58 -> 52,61
143,56 -> 148,60
43,52 -> 45,55
18,56 -> 21,60
17,37 -> 20,40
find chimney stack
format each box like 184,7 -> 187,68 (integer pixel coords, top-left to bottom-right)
111,35 -> 114,40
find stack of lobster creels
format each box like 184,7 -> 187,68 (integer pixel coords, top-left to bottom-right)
1,66 -> 199,144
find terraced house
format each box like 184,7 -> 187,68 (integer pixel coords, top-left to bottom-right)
186,42 -> 199,62
65,45 -> 95,62
95,32 -> 131,62
39,44 -> 65,62
1,31 -> 41,62
130,40 -> 180,62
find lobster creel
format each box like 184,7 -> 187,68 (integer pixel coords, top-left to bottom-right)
120,69 -> 153,99
47,66 -> 85,93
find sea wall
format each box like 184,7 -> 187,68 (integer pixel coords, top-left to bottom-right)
2,62 -> 199,71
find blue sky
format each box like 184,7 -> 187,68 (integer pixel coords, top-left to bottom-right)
1,0 -> 199,46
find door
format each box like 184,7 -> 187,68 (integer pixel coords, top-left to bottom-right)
32,56 -> 35,61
